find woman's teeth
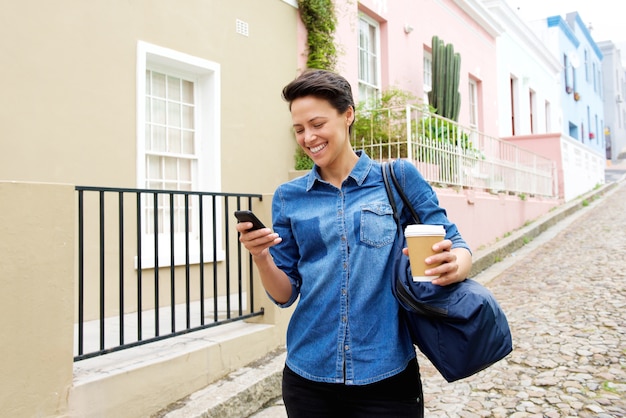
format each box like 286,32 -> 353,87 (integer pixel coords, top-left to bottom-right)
310,143 -> 326,153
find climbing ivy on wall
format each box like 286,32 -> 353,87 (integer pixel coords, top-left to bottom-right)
297,0 -> 338,71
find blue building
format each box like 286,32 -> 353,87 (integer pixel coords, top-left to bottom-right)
548,12 -> 605,155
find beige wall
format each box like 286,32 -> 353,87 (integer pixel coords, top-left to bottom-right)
0,2 -> 300,416
0,0 -> 299,195
0,182 -> 75,417
0,0 -> 300,320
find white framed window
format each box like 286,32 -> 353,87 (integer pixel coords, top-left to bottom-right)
144,70 -> 196,195
585,49 -> 589,82
423,50 -> 432,106
529,88 -> 536,134
358,14 -> 381,107
510,76 -> 519,136
467,78 -> 480,145
423,51 -> 432,93
592,62 -> 597,92
563,54 -> 570,92
136,41 -> 222,268
468,79 -> 478,129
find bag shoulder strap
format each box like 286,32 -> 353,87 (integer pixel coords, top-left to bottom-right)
382,162 -> 400,224
386,161 -> 421,225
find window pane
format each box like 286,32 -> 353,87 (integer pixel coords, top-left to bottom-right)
182,131 -> 195,154
182,104 -> 194,129
145,70 -> 151,95
164,157 -> 177,180
153,98 -> 166,124
163,181 -> 178,192
423,52 -> 432,91
182,80 -> 194,104
145,97 -> 151,122
367,56 -> 377,84
152,72 -> 166,98
148,181 -> 162,190
152,126 -> 166,152
359,49 -> 367,80
147,155 -> 162,180
168,102 -> 181,127
168,128 -> 181,153
167,76 -> 181,101
179,159 -> 191,182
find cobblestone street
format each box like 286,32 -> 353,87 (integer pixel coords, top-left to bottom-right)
419,181 -> 626,417
251,180 -> 626,418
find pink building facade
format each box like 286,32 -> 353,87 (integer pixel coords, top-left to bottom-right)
298,0 -> 503,138
295,0 -> 559,251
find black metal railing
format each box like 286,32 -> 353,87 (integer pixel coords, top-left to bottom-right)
74,186 -> 265,361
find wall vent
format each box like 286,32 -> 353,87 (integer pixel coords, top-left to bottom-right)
236,19 -> 249,37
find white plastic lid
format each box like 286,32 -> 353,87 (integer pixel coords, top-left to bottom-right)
404,224 -> 445,237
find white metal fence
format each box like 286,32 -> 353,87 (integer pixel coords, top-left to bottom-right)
351,105 -> 557,197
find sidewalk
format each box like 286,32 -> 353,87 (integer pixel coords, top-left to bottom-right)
158,173 -> 626,418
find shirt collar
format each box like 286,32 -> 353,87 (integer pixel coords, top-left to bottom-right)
305,151 -> 373,191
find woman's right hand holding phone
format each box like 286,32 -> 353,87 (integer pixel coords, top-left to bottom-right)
236,223 -> 282,258
235,223 -> 290,304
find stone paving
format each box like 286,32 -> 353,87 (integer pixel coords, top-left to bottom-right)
419,181 -> 626,417
251,180 -> 626,418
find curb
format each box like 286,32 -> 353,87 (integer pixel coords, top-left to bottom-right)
469,181 -> 618,279
155,350 -> 286,418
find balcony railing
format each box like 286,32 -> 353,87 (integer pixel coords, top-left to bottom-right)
352,105 -> 557,197
74,186 -> 264,361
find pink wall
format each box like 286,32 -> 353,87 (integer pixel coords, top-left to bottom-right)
504,133 -> 564,198
436,187 -> 560,252
331,0 -> 500,137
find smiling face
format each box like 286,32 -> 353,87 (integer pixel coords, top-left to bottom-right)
290,96 -> 355,174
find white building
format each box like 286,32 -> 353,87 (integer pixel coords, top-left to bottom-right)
598,41 -> 626,161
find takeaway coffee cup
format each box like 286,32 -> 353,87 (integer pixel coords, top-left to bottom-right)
404,224 -> 446,282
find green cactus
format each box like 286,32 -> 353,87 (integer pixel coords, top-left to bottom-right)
428,36 -> 461,121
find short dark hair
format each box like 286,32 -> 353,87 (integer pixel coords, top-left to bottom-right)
282,69 -> 355,116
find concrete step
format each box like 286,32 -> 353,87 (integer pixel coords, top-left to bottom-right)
154,349 -> 286,418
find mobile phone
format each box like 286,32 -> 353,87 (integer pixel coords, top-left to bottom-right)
234,210 -> 267,231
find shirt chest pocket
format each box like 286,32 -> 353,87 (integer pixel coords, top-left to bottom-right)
359,203 -> 396,248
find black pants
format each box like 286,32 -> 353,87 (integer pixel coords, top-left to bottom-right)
282,358 -> 424,418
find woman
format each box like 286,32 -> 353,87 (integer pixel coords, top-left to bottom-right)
236,69 -> 472,417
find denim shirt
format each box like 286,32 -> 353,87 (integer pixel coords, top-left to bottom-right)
269,151 -> 470,385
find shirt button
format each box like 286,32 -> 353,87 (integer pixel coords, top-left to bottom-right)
341,235 -> 346,241
342,316 -> 347,322
342,289 -> 347,295
343,263 -> 347,270
344,345 -> 349,351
